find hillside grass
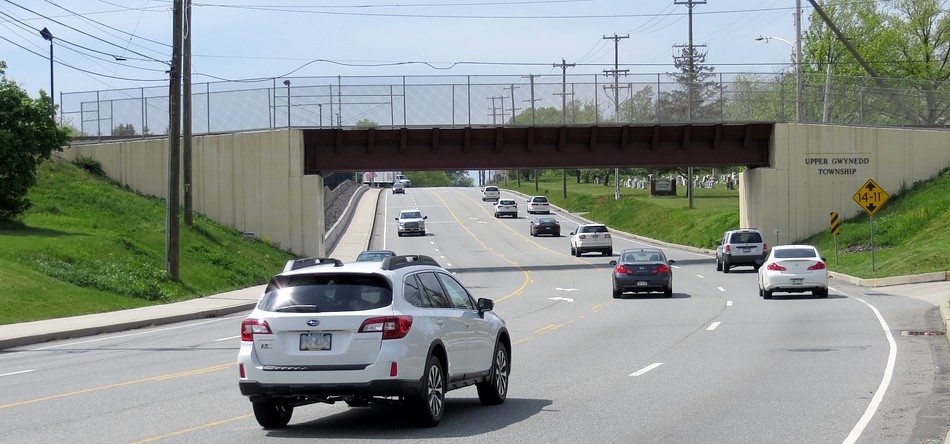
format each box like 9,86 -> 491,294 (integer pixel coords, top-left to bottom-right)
505,169 -> 950,279
0,159 -> 295,325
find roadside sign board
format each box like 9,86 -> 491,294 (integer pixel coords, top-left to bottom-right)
852,179 -> 889,216
830,212 -> 841,236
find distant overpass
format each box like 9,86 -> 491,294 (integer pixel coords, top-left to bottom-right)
302,123 -> 772,173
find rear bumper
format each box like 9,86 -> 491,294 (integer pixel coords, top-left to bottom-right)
240,379 -> 421,400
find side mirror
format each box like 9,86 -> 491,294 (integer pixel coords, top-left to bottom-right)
423,216 -> 428,220
668,259 -> 676,265
394,217 -> 399,221
476,298 -> 494,316
608,260 -> 618,266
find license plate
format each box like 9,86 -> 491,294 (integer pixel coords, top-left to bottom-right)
591,234 -> 600,239
740,247 -> 751,253
300,333 -> 332,351
636,281 -> 648,287
790,278 -> 803,285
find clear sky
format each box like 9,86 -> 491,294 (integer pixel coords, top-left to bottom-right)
1,1 -> 811,100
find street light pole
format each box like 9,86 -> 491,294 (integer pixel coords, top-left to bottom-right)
39,27 -> 54,116
756,34 -> 801,122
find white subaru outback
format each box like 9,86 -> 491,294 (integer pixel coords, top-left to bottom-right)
238,255 -> 511,429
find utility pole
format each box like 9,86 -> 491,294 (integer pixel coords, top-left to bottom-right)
521,74 -> 541,190
553,59 -> 575,196
503,85 -> 520,124
603,34 -> 628,201
166,0 -> 183,280
183,0 -> 193,226
675,0 -> 705,209
487,96 -> 505,125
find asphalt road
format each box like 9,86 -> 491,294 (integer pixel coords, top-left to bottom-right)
1,186 -> 948,443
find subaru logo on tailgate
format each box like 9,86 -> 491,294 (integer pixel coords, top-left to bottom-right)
306,319 -> 320,327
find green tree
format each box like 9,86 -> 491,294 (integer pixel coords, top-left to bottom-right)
355,118 -> 378,128
619,85 -> 657,123
0,61 -> 72,220
113,123 -> 137,136
658,45 -> 724,122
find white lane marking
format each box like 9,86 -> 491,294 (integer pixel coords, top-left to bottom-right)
555,288 -> 579,292
214,335 -> 241,342
0,370 -> 36,378
548,297 -> 574,303
726,300 -> 733,306
717,286 -> 726,292
706,322 -> 721,331
25,317 -> 237,351
697,274 -> 705,279
629,363 -> 663,377
842,295 -> 897,444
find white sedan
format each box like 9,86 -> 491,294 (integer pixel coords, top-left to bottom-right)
758,245 -> 829,299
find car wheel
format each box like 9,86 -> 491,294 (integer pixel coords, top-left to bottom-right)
411,354 -> 446,427
664,287 -> 673,298
575,248 -> 582,257
570,245 -> 575,255
716,258 -> 723,271
252,400 -> 294,429
555,231 -> 560,237
421,230 -> 426,236
763,289 -> 773,299
477,341 -> 510,405
816,288 -> 829,298
398,232 -> 404,237
723,262 -> 731,273
753,265 -> 761,272
612,288 -> 622,299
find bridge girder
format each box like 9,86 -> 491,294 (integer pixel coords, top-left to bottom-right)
302,123 -> 772,173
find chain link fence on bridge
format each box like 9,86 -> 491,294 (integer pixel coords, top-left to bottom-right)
60,71 -> 950,138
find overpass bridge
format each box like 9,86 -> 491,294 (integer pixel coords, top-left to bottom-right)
65,122 -> 950,258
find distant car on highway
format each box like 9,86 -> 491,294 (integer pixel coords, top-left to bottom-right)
758,244 -> 829,299
392,181 -> 406,194
395,209 -> 427,237
609,248 -> 675,298
493,199 -> 518,218
570,223 -> 612,256
526,196 -> 550,214
716,228 -> 767,273
355,250 -> 397,262
238,255 -> 511,429
482,186 -> 500,202
529,217 -> 560,237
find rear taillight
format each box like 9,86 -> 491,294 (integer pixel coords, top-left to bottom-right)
241,318 -> 271,341
766,262 -> 786,271
725,245 -> 732,253
604,233 -> 611,238
655,264 -> 670,273
807,261 -> 826,270
763,243 -> 768,252
615,264 -> 630,273
359,316 -> 413,339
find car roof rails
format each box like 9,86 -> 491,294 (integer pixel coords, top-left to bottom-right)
381,254 -> 441,271
283,257 -> 344,272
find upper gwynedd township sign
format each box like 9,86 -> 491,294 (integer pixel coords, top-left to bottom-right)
852,178 -> 890,216
804,153 -> 873,179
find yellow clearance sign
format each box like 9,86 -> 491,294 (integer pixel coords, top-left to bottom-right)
852,178 -> 889,216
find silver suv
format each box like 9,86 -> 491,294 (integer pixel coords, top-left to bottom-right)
238,255 -> 511,429
716,228 -> 767,273
570,223 -> 612,256
395,209 -> 427,236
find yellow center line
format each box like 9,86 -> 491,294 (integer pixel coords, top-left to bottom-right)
0,363 -> 233,410
130,414 -> 254,443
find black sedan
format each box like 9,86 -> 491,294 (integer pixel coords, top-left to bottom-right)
609,248 -> 675,298
529,217 -> 560,237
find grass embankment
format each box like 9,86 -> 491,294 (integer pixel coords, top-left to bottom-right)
503,169 -> 950,279
0,160 -> 294,325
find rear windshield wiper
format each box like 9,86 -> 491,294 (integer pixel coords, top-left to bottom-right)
274,304 -> 321,313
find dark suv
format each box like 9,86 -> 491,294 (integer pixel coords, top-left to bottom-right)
715,228 -> 767,273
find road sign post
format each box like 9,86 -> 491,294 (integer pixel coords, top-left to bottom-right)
852,179 -> 889,273
830,211 -> 840,265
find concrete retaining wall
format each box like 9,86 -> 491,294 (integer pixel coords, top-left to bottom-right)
62,129 -> 325,257
741,123 -> 950,245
